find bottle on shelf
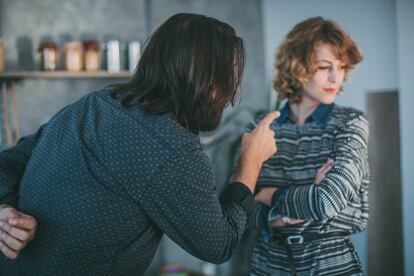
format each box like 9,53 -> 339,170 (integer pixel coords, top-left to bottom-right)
64,41 -> 83,72
83,40 -> 101,72
37,41 -> 59,71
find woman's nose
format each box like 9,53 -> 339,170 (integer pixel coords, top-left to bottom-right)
328,69 -> 338,83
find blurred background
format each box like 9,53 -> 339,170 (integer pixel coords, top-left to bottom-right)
0,0 -> 413,275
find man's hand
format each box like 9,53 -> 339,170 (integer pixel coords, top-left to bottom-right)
241,112 -> 280,165
233,111 -> 280,192
0,205 -> 37,259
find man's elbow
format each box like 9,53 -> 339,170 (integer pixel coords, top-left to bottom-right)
200,247 -> 234,264
195,238 -> 239,264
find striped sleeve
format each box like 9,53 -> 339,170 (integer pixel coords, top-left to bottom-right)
273,113 -> 369,221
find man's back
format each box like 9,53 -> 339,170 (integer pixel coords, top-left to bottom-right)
1,88 -> 205,275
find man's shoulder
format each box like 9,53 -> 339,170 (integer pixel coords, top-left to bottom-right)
147,113 -> 202,154
90,87 -> 203,155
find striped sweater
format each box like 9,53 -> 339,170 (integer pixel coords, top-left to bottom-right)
250,103 -> 369,276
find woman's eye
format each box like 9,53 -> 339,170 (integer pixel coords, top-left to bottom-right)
340,65 -> 347,70
318,66 -> 330,70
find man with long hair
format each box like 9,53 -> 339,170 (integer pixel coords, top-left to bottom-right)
0,13 -> 278,274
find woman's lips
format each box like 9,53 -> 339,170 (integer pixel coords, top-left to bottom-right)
324,88 -> 337,94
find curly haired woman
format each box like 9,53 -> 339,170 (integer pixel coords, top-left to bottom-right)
250,17 -> 369,276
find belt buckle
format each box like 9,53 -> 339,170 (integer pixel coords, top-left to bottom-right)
286,235 -> 304,245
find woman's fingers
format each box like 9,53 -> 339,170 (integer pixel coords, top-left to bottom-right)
315,158 -> 334,185
269,218 -> 284,228
318,158 -> 333,173
268,217 -> 304,228
255,187 -> 278,207
289,218 -> 304,224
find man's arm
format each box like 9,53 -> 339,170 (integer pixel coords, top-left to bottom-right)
139,148 -> 251,263
139,112 -> 279,263
0,126 -> 44,206
0,126 -> 44,259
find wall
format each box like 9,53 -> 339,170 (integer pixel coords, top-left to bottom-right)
0,0 -> 147,136
262,0 -> 400,273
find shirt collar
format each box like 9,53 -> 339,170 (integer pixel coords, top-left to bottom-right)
276,102 -> 335,125
275,103 -> 291,124
307,103 -> 335,124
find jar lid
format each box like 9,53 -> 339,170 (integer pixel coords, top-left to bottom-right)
38,42 -> 59,51
83,40 -> 100,51
64,41 -> 83,50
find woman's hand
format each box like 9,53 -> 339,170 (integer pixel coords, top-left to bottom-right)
0,205 -> 37,259
255,187 -> 278,207
269,216 -> 304,228
314,158 -> 334,185
268,159 -> 334,228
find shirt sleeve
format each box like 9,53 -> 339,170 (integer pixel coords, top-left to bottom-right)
272,113 -> 369,221
0,126 -> 44,207
138,145 -> 254,264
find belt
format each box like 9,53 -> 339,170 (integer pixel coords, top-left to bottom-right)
269,232 -> 348,276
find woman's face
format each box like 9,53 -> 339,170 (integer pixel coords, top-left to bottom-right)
302,43 -> 346,105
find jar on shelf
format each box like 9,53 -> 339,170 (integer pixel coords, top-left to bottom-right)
127,41 -> 140,72
64,41 -> 83,72
83,40 -> 100,71
37,42 -> 59,71
106,40 -> 120,73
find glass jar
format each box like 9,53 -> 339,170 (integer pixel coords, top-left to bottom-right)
83,40 -> 100,71
106,40 -> 120,73
127,41 -> 140,72
64,41 -> 83,72
37,42 -> 59,71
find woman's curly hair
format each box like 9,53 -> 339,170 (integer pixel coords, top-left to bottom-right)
273,17 -> 363,103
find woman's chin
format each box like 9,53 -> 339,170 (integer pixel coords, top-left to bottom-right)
320,97 -> 336,105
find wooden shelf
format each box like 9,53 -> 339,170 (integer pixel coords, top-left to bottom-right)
0,70 -> 133,80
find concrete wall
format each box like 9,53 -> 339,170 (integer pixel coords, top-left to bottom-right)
0,0 -> 266,275
0,0 -> 147,136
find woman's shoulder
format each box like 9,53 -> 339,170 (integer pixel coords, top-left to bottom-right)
330,105 -> 367,125
329,105 -> 369,140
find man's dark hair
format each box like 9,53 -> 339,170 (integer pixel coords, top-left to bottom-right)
110,13 -> 245,133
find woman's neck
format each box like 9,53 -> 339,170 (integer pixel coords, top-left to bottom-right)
290,97 -> 320,125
